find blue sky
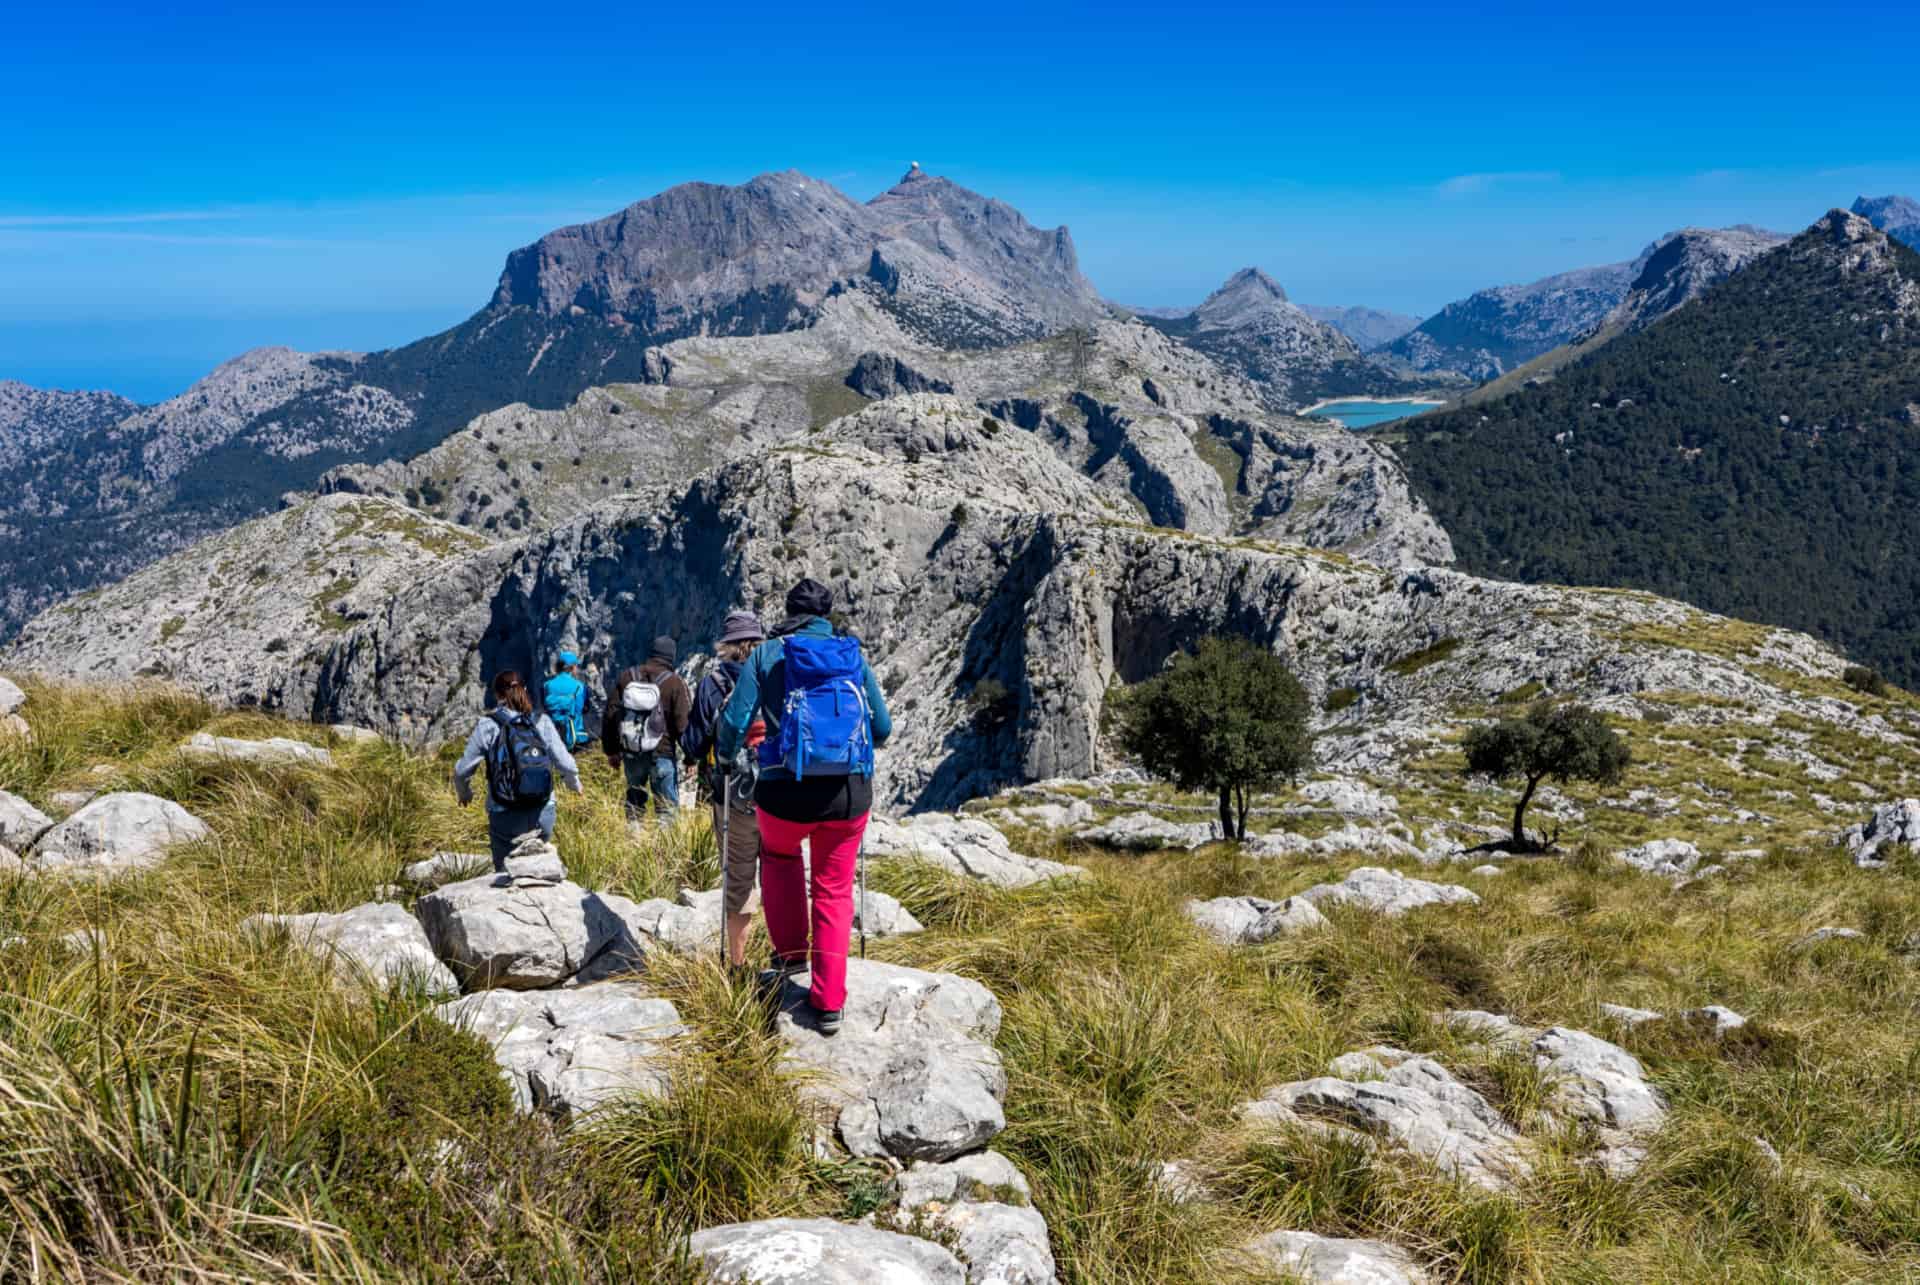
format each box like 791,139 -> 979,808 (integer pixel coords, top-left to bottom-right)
4,0 -> 1917,401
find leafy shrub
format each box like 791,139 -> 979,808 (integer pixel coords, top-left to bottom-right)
1387,637 -> 1461,676
1844,665 -> 1888,697
1323,686 -> 1360,713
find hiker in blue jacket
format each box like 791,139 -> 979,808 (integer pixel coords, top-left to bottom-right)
542,651 -> 590,749
716,579 -> 890,1033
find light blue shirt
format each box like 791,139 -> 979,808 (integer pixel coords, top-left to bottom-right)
453,711 -> 582,812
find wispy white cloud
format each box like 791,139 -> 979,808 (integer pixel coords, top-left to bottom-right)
1435,170 -> 1561,198
0,210 -> 240,227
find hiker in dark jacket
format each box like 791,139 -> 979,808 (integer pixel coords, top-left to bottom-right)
716,579 -> 891,1033
603,635 -> 693,818
454,669 -> 583,873
680,610 -> 768,967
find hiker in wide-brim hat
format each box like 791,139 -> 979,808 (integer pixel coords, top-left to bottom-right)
680,609 -> 769,969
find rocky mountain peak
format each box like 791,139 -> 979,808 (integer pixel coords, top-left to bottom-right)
1852,194 -> 1920,249
1193,268 -> 1291,324
1605,225 -> 1785,333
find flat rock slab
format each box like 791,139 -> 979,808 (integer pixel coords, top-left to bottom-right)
1077,810 -> 1220,852
181,732 -> 334,769
417,874 -> 646,990
26,792 -> 210,877
1296,867 -> 1479,916
246,902 -> 457,994
403,848 -> 565,890
775,958 -> 1005,1162
48,789 -> 97,815
1185,895 -> 1327,945
689,1218 -> 966,1284
1242,1046 -> 1531,1191
436,982 -> 685,1115
1240,1229 -> 1429,1284
328,724 -> 383,744
865,814 -> 1084,888
0,676 -> 22,718
0,789 -> 54,851
1793,926 -> 1866,950
891,1151 -> 1057,1285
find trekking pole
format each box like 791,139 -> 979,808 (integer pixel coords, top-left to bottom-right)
720,771 -> 731,969
858,831 -> 867,961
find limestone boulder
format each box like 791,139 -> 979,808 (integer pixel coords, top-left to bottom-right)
774,959 -> 1005,1162
1239,1230 -> 1429,1284
1077,811 -> 1220,852
890,1151 -> 1057,1285
181,732 -> 333,769
1293,778 -> 1401,818
1185,895 -> 1327,945
402,846 -> 565,890
0,789 -> 54,851
1248,825 -> 1426,861
0,675 -> 23,717
689,1218 -> 966,1284
1839,799 -> 1920,867
1242,1045 -> 1530,1191
865,814 -> 1084,888
1296,867 -> 1479,916
1616,838 -> 1703,877
245,901 -> 457,994
27,793 -> 211,876
416,874 -> 644,990
436,982 -> 685,1116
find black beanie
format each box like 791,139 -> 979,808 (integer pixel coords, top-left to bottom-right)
785,578 -> 833,618
650,634 -> 677,664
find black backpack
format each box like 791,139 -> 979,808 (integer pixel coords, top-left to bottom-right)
487,710 -> 555,809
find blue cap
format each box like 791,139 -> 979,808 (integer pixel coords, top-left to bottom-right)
558,650 -> 579,667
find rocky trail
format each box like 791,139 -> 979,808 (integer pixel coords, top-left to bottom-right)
5,676 -> 1920,1280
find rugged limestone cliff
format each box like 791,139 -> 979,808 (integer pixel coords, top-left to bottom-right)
7,390 -> 1860,813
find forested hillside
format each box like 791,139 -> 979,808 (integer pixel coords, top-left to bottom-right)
1398,210 -> 1920,683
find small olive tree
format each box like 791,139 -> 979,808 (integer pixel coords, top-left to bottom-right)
1113,637 -> 1312,840
1462,701 -> 1630,851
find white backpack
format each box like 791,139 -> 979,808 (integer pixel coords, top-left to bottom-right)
619,679 -> 666,754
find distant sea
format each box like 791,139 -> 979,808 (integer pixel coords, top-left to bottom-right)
1307,399 -> 1443,430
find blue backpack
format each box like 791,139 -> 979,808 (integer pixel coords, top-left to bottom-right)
487,710 -> 555,808
543,673 -> 585,747
762,635 -> 874,779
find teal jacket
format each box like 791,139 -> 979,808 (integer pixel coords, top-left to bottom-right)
715,617 -> 891,780
542,671 -> 587,741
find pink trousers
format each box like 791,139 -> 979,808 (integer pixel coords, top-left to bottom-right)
755,808 -> 869,1013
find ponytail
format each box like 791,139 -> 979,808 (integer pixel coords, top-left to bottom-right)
492,670 -> 534,715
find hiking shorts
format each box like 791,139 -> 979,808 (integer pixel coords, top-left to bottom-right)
714,801 -> 762,915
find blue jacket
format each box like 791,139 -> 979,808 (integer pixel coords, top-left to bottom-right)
715,617 -> 891,780
543,671 -> 587,740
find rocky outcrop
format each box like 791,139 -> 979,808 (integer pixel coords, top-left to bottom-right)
23,793 -> 210,877
1615,838 -> 1705,877
1839,800 -> 1920,868
1441,1011 -> 1667,1176
888,1151 -> 1057,1285
773,959 -> 1005,1163
1185,894 -> 1328,945
245,902 -> 457,993
865,815 -> 1086,886
688,1218 -> 966,1284
1295,867 -> 1479,916
1242,1046 -> 1532,1191
847,351 -> 956,400
436,982 -> 686,1116
1079,811 -> 1220,851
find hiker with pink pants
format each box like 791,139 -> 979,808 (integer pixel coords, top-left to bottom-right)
714,578 -> 892,1035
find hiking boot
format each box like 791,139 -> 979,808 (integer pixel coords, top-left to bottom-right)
813,1006 -> 843,1036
